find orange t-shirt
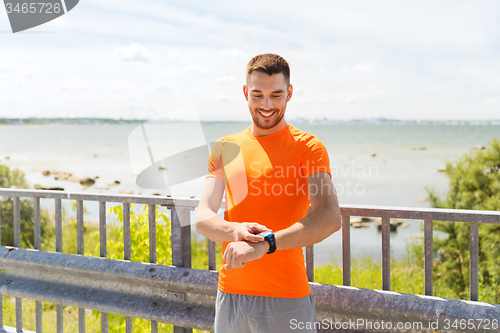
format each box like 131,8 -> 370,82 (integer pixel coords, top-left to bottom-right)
206,124 -> 331,298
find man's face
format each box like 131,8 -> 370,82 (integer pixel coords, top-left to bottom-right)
244,71 -> 293,132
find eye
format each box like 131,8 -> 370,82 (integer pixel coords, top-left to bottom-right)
272,95 -> 281,98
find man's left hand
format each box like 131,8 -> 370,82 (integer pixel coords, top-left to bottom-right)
223,240 -> 269,270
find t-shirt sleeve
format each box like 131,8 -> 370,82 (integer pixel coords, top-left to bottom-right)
206,139 -> 225,181
300,136 -> 332,179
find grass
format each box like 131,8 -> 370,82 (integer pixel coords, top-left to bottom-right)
1,204 -> 463,332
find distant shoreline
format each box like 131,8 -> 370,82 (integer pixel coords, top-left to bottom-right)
1,117 -> 500,126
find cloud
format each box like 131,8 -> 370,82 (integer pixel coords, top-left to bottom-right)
215,75 -> 236,83
116,43 -> 151,63
485,98 -> 497,104
354,64 -> 372,72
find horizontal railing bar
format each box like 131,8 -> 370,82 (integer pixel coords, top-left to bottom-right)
1,247 -> 499,333
340,204 -> 500,224
1,188 -> 499,223
0,189 -> 202,207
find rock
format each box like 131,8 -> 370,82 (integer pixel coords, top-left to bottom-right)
158,166 -> 166,170
152,193 -> 161,196
419,147 -> 426,150
34,185 -> 64,191
375,218 -> 404,231
416,198 -> 426,203
5,156 -> 9,159
473,145 -> 485,150
66,176 -> 80,182
438,168 -> 446,172
80,177 -> 96,186
44,187 -> 64,191
351,222 -> 369,228
371,153 -> 376,157
42,170 -> 51,176
119,189 -> 133,194
94,154 -> 98,157
114,180 -> 120,185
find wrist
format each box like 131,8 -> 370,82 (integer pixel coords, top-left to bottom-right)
258,230 -> 276,254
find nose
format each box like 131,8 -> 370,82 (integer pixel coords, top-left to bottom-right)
261,97 -> 272,110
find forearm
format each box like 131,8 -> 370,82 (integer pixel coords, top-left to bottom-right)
195,208 -> 238,242
274,205 -> 341,251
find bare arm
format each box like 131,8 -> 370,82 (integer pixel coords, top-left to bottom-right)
274,171 -> 341,250
195,177 -> 268,243
223,172 -> 341,270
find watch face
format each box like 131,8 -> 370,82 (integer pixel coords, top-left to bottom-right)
260,230 -> 272,237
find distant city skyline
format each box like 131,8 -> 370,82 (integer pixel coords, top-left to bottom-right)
1,0 -> 499,121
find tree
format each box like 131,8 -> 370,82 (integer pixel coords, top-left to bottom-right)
0,164 -> 53,248
426,138 -> 500,303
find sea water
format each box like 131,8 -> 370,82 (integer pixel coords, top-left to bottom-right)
0,122 -> 498,264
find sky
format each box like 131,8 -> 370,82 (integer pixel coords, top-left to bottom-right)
0,0 -> 499,121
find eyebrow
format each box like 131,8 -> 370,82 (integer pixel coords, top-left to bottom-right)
251,89 -> 285,94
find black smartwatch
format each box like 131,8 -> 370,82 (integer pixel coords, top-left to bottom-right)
259,230 -> 276,254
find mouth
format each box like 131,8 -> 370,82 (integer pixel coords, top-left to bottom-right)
258,110 -> 276,119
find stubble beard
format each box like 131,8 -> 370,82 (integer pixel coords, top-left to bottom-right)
251,107 -> 285,130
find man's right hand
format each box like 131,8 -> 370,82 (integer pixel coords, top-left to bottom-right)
232,222 -> 270,242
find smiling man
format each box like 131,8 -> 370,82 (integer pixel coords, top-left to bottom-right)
196,53 -> 341,333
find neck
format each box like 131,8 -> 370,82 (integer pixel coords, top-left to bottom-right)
250,119 -> 288,137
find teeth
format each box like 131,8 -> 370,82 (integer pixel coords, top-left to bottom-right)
259,111 -> 274,117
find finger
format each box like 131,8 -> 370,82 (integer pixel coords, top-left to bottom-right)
243,233 -> 265,242
224,263 -> 231,271
248,224 -> 271,233
231,252 -> 239,270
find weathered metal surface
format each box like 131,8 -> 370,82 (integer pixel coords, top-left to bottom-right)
381,217 -> 390,291
2,189 -> 500,332
340,204 -> 500,224
311,284 -> 500,333
424,219 -> 433,296
0,247 -> 217,331
306,245 -> 314,282
470,222 -> 479,302
0,189 -> 200,207
1,247 -> 499,333
341,215 -> 350,286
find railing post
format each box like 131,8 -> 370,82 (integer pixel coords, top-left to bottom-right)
34,197 -> 42,333
0,204 -> 6,333
77,200 -> 85,333
13,196 -> 23,333
424,220 -> 433,296
99,201 -> 108,333
55,199 -> 63,333
306,245 -> 314,282
208,240 -> 216,271
470,222 -> 479,301
149,204 -> 158,333
123,202 -> 132,333
342,215 -> 351,286
381,217 -> 390,291
171,206 -> 192,333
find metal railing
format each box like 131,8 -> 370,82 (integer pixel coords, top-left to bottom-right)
0,188 -> 499,333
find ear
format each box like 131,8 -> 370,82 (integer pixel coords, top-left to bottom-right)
243,85 -> 249,101
286,84 -> 293,102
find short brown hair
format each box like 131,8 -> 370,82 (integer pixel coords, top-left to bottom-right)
246,53 -> 290,85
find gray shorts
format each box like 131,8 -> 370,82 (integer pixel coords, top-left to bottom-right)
214,289 -> 317,333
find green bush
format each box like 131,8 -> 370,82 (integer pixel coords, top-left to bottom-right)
0,164 -> 54,248
426,138 -> 500,303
